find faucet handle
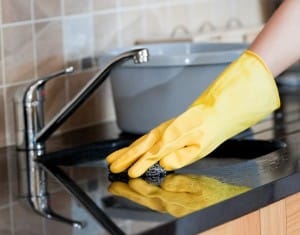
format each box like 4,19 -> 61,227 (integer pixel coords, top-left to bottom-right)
33,66 -> 75,114
14,67 -> 75,150
35,66 -> 74,90
33,66 -> 75,103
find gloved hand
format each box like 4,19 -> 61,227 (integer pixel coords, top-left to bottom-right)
108,173 -> 250,217
107,50 -> 280,178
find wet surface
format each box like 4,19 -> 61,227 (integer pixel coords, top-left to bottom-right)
35,86 -> 300,235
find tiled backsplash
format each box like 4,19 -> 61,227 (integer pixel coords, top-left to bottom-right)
0,0 -> 269,147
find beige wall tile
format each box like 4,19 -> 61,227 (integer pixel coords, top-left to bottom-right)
44,75 -> 67,134
5,79 -> 67,146
34,0 -> 61,19
120,0 -> 142,7
235,0 -> 265,26
5,84 -> 28,146
64,0 -> 92,15
189,1 -> 220,34
35,20 -> 64,78
3,25 -> 35,84
194,0 -> 264,29
144,0 -> 168,5
63,15 -> 94,69
0,208 -> 11,235
143,6 -> 170,38
2,0 -> 31,23
64,69 -> 115,130
5,77 -> 66,147
166,4 -> 192,37
119,10 -> 145,46
94,13 -> 119,53
93,0 -> 117,10
208,0 -> 239,28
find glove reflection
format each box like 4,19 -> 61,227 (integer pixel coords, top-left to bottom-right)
108,173 -> 250,217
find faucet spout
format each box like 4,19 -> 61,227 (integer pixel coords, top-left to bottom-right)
22,48 -> 149,150
14,47 -> 149,230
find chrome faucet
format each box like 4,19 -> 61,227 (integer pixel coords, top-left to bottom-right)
14,48 -> 149,228
20,48 -> 149,150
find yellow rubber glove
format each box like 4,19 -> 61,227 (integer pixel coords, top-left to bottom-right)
108,173 -> 250,217
107,50 -> 280,178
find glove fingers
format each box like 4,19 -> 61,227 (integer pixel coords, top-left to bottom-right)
128,142 -> 201,177
108,181 -> 166,212
107,131 -> 158,165
109,133 -> 159,173
160,131 -> 226,171
129,179 -> 205,217
106,148 -> 129,164
127,150 -> 163,178
159,145 -> 201,171
109,119 -> 173,174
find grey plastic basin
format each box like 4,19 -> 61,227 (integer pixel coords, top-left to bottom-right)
101,42 -> 247,134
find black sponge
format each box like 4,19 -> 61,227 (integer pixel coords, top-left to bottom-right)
108,163 -> 167,185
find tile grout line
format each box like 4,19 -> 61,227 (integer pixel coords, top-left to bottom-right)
90,0 -> 96,64
61,0 -> 70,108
0,66 -> 94,89
0,1 -> 189,30
0,0 -> 14,233
0,0 -> 15,148
31,0 -> 38,80
116,0 -> 122,47
141,0 -> 147,38
0,6 -> 8,147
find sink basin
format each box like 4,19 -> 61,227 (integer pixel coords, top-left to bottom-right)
180,139 -> 286,170
38,136 -> 287,231
40,138 -> 135,167
40,138 -> 286,169
206,139 -> 285,159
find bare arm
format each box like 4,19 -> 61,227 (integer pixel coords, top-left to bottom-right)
249,0 -> 300,77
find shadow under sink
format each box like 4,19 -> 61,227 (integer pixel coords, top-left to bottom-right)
40,137 -> 286,169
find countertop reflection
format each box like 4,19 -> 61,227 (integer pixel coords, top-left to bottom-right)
4,84 -> 300,235
36,86 -> 300,235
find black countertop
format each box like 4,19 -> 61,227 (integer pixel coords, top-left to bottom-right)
13,80 -> 300,235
